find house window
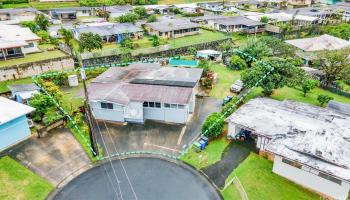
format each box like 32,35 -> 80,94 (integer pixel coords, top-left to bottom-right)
282,158 -> 302,169
178,104 -> 185,109
101,102 -> 113,109
170,104 -> 177,109
164,103 -> 170,108
24,43 -> 34,48
82,10 -> 87,14
143,102 -> 149,107
155,102 -> 161,108
318,172 -> 342,185
149,102 -> 155,107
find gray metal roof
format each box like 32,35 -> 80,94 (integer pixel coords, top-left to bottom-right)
227,98 -> 350,181
106,5 -> 133,13
146,19 -> 199,32
7,83 -> 40,93
272,7 -> 333,17
74,23 -> 142,37
0,8 -> 37,14
88,63 -> 202,105
211,16 -> 263,26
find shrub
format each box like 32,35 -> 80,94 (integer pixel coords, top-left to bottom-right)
221,98 -> 238,118
37,30 -> 50,43
121,37 -> 134,49
228,55 -> 247,70
147,14 -> 157,22
116,13 -> 139,23
29,93 -> 55,122
317,94 -> 333,107
201,112 -> 225,138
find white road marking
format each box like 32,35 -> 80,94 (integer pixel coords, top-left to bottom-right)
177,126 -> 187,145
144,143 -> 180,152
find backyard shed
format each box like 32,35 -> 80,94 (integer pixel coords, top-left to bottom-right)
7,83 -> 40,104
0,97 -> 35,152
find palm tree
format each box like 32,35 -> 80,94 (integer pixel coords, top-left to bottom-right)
58,28 -> 73,49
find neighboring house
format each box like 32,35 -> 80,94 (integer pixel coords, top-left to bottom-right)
0,97 -> 35,152
226,98 -> 350,200
7,84 -> 40,104
235,0 -> 264,9
206,16 -> 265,33
246,12 -> 319,25
0,8 -> 38,25
197,2 -> 237,12
285,34 -> 350,64
191,15 -> 231,24
0,24 -> 40,61
145,19 -> 200,39
196,49 -> 222,61
87,63 -> 203,124
106,5 -> 133,18
287,0 -> 312,6
273,7 -> 333,20
73,22 -> 143,43
331,2 -> 350,21
48,7 -> 96,20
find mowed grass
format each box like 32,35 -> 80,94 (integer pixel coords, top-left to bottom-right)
158,0 -> 217,4
230,153 -> 320,200
170,30 -> 229,49
0,77 -> 33,93
2,1 -> 79,9
209,63 -> 241,99
180,134 -> 231,169
248,86 -> 350,106
0,50 -> 67,68
0,156 -> 53,200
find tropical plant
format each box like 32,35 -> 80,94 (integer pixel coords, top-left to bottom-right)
116,13 -> 139,23
260,16 -> 269,23
133,6 -> 147,18
300,78 -> 319,97
35,14 -> 49,31
317,94 -> 333,107
201,112 -> 224,138
228,55 -> 247,70
150,35 -> 160,47
58,28 -> 74,48
78,32 -> 103,52
147,14 -> 157,22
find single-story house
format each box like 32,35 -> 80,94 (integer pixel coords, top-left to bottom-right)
191,15 -> 230,24
145,19 -> 200,39
286,0 -> 312,6
87,63 -> 203,124
207,16 -> 265,33
73,22 -> 143,43
285,34 -> 350,65
8,83 -> 40,104
0,97 -> 35,152
0,24 -> 40,61
48,7 -> 96,20
106,5 -> 133,18
235,0 -> 264,9
197,2 -> 236,12
196,49 -> 222,61
246,12 -> 319,25
227,98 -> 350,200
331,2 -> 350,21
272,7 -> 333,20
0,8 -> 38,25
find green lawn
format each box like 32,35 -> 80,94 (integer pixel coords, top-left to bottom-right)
158,0 -> 217,4
0,77 -> 33,93
228,153 -> 320,200
249,86 -> 350,106
0,50 -> 67,68
2,3 -> 30,8
180,134 -> 231,169
60,83 -> 85,114
30,1 -> 80,9
209,63 -> 241,99
0,156 -> 53,200
221,184 -> 242,200
170,30 -> 229,49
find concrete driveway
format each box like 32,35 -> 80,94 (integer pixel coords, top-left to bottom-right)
95,97 -> 221,158
7,128 -> 91,186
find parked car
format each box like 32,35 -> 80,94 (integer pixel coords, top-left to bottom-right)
230,79 -> 244,93
222,95 -> 233,105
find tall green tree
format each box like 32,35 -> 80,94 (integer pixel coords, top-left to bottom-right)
241,57 -> 303,96
78,32 -> 103,52
259,36 -> 295,57
35,14 -> 50,31
318,49 -> 350,86
228,55 -> 247,70
239,38 -> 271,66
300,78 -> 319,97
58,28 -> 73,48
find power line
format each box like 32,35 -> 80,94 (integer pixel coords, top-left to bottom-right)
93,117 -> 124,200
102,121 -> 139,200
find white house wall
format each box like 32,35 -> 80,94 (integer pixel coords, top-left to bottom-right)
21,42 -> 40,54
273,155 -> 350,200
91,101 -> 125,122
164,107 -> 188,123
124,102 -> 144,123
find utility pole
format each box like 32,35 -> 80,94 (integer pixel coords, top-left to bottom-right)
81,67 -> 99,157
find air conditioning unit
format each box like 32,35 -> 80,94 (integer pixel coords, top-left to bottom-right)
27,119 -> 34,128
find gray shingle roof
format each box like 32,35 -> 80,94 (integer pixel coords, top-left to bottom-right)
74,23 -> 142,37
211,16 -> 263,26
146,19 -> 199,32
7,83 -> 40,93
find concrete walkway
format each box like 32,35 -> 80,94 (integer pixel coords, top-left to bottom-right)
8,128 -> 91,186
